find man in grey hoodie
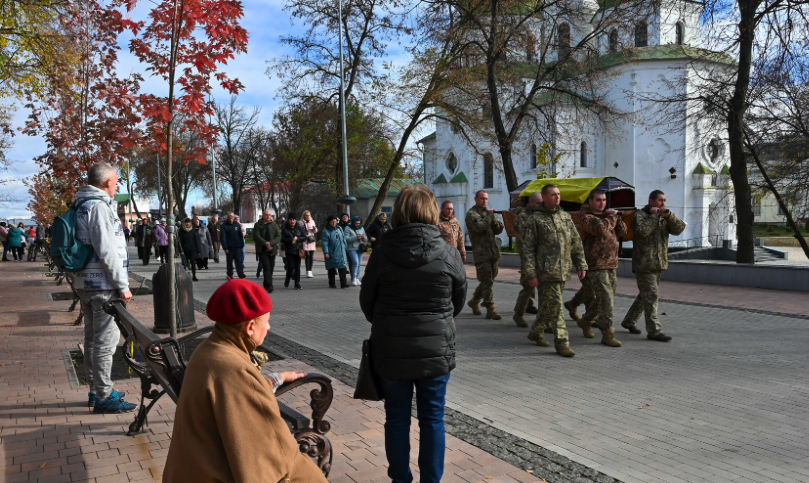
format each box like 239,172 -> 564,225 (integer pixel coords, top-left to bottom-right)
73,164 -> 137,414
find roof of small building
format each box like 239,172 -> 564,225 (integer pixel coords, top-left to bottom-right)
692,163 -> 714,174
417,132 -> 436,144
354,178 -> 424,199
114,194 -> 131,205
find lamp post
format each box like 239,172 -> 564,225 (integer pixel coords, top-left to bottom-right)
335,0 -> 356,212
156,153 -> 162,219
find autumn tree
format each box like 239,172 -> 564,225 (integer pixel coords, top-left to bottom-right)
24,169 -> 75,224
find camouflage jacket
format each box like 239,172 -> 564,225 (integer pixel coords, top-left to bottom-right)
631,205 -> 686,272
438,215 -> 466,258
523,203 -> 587,282
465,205 -> 504,263
513,206 -> 532,257
576,205 -> 627,270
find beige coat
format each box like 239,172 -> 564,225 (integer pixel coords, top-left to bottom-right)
162,324 -> 327,483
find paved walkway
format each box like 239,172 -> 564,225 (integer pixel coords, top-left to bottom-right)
0,260 -> 541,483
125,246 -> 809,483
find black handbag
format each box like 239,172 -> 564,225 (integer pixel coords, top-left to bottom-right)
306,235 -> 315,243
354,339 -> 382,401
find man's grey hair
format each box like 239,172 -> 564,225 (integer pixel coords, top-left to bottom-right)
529,192 -> 542,203
88,164 -> 117,189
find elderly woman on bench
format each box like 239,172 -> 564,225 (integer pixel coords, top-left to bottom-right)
162,279 -> 328,483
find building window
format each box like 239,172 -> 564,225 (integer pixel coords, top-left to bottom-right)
635,21 -> 648,47
777,203 -> 786,216
531,144 -> 538,169
752,198 -> 761,216
558,23 -> 570,59
609,29 -> 618,53
483,154 -> 494,189
580,141 -> 588,168
675,22 -> 684,45
446,153 -> 458,174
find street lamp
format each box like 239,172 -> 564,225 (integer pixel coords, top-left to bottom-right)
336,0 -> 356,212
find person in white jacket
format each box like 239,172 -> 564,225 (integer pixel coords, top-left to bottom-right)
73,164 -> 137,414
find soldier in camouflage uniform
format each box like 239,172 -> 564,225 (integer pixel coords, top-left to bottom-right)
523,185 -> 588,357
621,190 -> 686,341
466,190 -> 505,320
573,190 -> 627,347
438,201 -> 466,262
512,193 -> 542,328
563,204 -> 596,322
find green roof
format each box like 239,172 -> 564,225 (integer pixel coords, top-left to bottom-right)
354,178 -> 424,199
114,194 -> 131,205
719,165 -> 731,175
450,172 -> 468,183
433,174 -> 449,185
692,163 -> 714,175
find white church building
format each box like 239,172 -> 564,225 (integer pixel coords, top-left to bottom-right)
419,0 -> 737,248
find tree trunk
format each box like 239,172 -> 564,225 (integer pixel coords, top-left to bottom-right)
726,0 -> 759,264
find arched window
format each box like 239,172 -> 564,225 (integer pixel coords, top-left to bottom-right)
675,22 -> 685,45
531,144 -> 538,169
609,29 -> 618,53
558,23 -> 571,59
446,153 -> 458,174
634,21 -> 648,48
483,154 -> 494,188
580,141 -> 588,168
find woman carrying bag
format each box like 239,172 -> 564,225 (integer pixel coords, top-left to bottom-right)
301,210 -> 318,278
358,184 -> 467,483
178,218 -> 201,282
280,213 -> 307,290
193,218 -> 213,270
344,216 -> 367,286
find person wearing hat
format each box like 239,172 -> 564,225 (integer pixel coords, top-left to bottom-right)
280,213 -> 307,290
338,212 -> 350,229
162,279 -> 327,483
321,215 -> 350,288
178,218 -> 201,281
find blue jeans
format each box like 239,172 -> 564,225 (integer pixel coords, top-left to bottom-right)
381,373 -> 450,483
348,250 -> 362,280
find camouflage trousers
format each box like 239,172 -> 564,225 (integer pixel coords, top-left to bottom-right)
513,272 -> 538,315
579,269 -> 617,331
568,281 -> 595,311
472,261 -> 499,308
528,282 -> 569,349
622,271 -> 663,336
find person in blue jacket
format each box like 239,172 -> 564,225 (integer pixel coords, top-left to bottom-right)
344,216 -> 368,286
220,212 -> 246,279
321,215 -> 349,288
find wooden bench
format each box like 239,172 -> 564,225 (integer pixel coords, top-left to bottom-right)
102,300 -> 334,476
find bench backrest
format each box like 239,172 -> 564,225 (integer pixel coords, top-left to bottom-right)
107,301 -> 185,403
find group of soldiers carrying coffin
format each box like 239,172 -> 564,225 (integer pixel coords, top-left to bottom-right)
453,185 -> 685,358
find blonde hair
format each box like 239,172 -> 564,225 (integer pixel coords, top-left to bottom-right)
390,184 -> 439,228
302,210 -> 311,217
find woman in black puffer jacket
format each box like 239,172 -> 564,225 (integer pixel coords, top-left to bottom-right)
359,184 -> 467,483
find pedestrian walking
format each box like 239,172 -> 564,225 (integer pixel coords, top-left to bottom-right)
31,223 -> 46,261
253,209 -> 281,293
277,217 -> 287,271
321,215 -> 349,288
438,201 -> 466,262
123,225 -> 130,244
162,279 -> 327,483
178,218 -> 201,281
359,184 -> 467,483
7,223 -> 24,260
154,220 -> 169,264
523,184 -> 588,357
281,213 -> 306,290
344,216 -> 368,286
621,190 -> 686,341
512,193 -> 542,328
135,218 -> 153,265
366,212 -> 392,250
301,210 -> 318,278
193,218 -> 213,270
465,190 -> 505,320
72,163 -> 136,413
208,214 -> 222,263
235,215 -> 246,266
220,212 -> 246,279
0,222 -> 9,261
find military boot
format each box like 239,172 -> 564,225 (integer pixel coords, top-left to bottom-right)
621,321 -> 642,334
527,334 -> 550,347
512,314 -> 528,328
577,319 -> 594,338
468,298 -> 482,315
486,306 -> 502,320
556,347 -> 576,357
526,304 -> 538,315
564,300 -> 580,321
600,328 -> 622,347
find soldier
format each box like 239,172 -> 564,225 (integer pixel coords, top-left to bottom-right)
465,190 -> 505,320
512,193 -> 542,328
438,201 -> 466,262
208,214 -> 222,263
523,185 -> 588,357
621,190 -> 686,341
572,190 -> 626,347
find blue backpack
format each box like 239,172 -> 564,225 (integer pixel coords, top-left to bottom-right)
50,197 -> 103,271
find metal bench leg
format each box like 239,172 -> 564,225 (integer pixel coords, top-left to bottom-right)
127,389 -> 166,436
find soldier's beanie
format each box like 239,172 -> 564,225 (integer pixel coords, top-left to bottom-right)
207,278 -> 272,324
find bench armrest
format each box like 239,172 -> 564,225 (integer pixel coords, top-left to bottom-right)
276,373 -> 333,434
177,326 -> 214,343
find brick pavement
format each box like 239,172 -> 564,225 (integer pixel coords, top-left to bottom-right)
0,260 -> 541,483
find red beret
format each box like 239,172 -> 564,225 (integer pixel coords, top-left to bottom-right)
207,279 -> 273,324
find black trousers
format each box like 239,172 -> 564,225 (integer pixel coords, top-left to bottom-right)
226,249 -> 244,277
258,251 -> 276,289
328,267 -> 349,287
285,254 -> 301,286
140,246 -> 151,265
305,250 -> 315,271
158,245 -> 168,264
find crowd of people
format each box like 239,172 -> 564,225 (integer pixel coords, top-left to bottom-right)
0,221 -> 47,262
67,162 -> 686,482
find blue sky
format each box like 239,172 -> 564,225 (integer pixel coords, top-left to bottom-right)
0,0 -> 303,218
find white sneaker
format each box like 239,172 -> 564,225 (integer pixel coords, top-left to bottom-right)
306,271 -> 313,278
358,278 -> 362,285
351,279 -> 359,286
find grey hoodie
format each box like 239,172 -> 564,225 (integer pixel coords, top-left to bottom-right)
72,185 -> 130,292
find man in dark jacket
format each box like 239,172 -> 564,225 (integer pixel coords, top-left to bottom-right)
135,218 -> 153,265
220,212 -> 246,279
208,214 -> 222,263
366,213 -> 391,250
253,210 -> 282,292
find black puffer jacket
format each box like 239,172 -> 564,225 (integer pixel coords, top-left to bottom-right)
366,217 -> 392,249
281,222 -> 307,253
359,223 -> 467,380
